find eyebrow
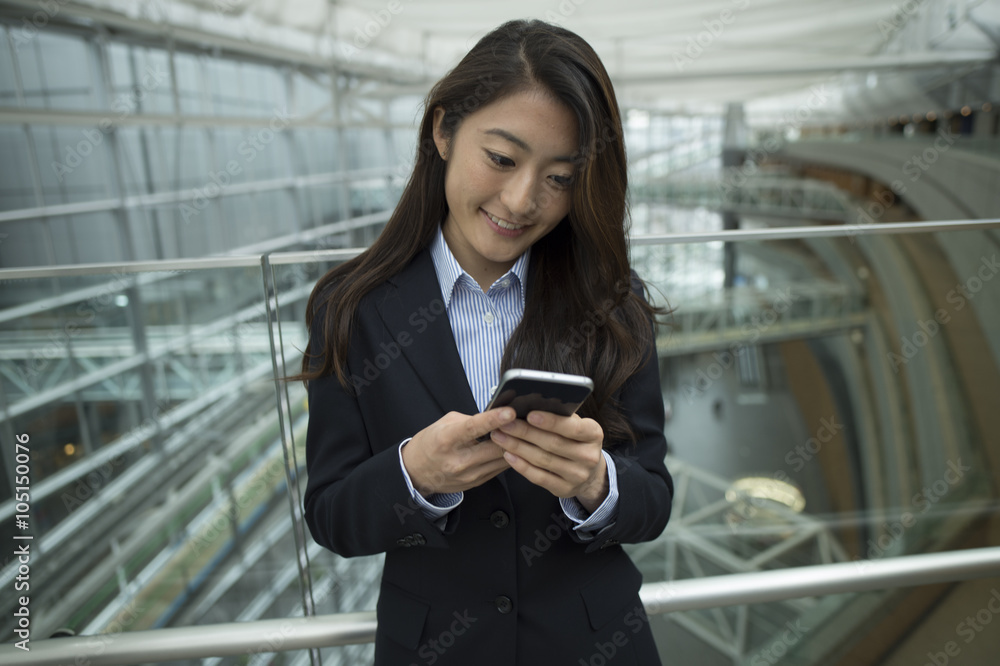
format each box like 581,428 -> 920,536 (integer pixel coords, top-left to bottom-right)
482,128 -> 576,164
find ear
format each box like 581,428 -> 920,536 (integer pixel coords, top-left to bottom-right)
431,106 -> 449,160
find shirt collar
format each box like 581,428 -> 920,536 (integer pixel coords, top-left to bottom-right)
429,224 -> 530,307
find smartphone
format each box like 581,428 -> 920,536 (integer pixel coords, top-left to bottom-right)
484,369 -> 594,420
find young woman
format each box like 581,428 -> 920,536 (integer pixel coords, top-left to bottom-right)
297,19 -> 673,665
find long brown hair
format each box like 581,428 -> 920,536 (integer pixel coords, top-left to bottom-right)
294,19 -> 662,446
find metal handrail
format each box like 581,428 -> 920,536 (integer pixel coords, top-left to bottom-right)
3,547 -> 998,666
1,218 -> 997,280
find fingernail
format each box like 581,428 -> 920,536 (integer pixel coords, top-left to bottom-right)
491,431 -> 508,443
527,412 -> 543,425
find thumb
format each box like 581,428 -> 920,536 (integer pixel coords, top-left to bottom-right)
465,407 -> 516,442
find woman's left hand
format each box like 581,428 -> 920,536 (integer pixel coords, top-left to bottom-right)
490,411 -> 608,513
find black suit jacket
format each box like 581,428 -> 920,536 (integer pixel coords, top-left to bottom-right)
303,248 -> 673,665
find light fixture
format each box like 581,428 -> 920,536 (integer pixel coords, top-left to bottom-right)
725,477 -> 806,514
961,106 -> 972,117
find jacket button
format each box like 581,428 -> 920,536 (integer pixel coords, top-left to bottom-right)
490,510 -> 509,528
495,596 -> 513,614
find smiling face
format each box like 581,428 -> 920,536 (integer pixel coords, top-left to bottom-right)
433,87 -> 579,290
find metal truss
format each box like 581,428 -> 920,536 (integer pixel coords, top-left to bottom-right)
626,455 -> 850,665
654,281 -> 867,357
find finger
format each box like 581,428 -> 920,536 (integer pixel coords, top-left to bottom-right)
457,406 -> 516,443
497,418 -> 573,456
450,454 -> 511,492
525,411 -> 602,444
492,429 -> 569,477
458,439 -> 507,466
502,450 -> 574,497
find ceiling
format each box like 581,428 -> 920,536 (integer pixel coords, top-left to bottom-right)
78,0 -> 1000,124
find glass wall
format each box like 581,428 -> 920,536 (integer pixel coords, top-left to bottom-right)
1,5 -> 999,666
2,223 -> 997,664
0,20 -> 403,270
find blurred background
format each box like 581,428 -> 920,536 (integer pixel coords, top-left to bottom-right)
0,0 -> 998,664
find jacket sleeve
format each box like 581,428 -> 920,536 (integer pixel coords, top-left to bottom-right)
301,303 -> 458,557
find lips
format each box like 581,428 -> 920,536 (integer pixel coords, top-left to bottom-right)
481,208 -> 527,237
487,211 -> 523,230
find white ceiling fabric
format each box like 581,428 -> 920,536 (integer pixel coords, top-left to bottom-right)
77,0 -> 999,123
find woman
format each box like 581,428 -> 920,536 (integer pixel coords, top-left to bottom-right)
297,19 -> 673,665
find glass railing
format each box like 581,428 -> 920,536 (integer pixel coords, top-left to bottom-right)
1,219 -> 998,665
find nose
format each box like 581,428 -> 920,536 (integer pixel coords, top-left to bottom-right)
501,170 -> 540,219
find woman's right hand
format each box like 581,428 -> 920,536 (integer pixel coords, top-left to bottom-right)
402,407 -> 517,496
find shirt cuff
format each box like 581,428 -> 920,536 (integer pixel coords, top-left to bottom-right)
559,450 -> 619,538
398,438 -> 463,525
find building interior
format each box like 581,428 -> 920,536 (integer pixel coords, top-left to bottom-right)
0,0 -> 999,664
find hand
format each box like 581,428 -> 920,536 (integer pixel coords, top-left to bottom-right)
490,411 -> 609,513
402,408 -> 516,496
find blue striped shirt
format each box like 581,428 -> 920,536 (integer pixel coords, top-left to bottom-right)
397,225 -> 619,537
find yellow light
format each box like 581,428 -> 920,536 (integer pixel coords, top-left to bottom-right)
726,477 -> 806,513
926,112 -> 937,121
64,443 -> 76,456
961,106 -> 972,117
984,103 -> 993,113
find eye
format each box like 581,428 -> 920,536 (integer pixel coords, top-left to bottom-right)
485,150 -> 514,168
550,174 -> 574,190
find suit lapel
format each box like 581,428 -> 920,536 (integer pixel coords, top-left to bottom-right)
374,246 -> 513,497
375,248 -> 479,417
